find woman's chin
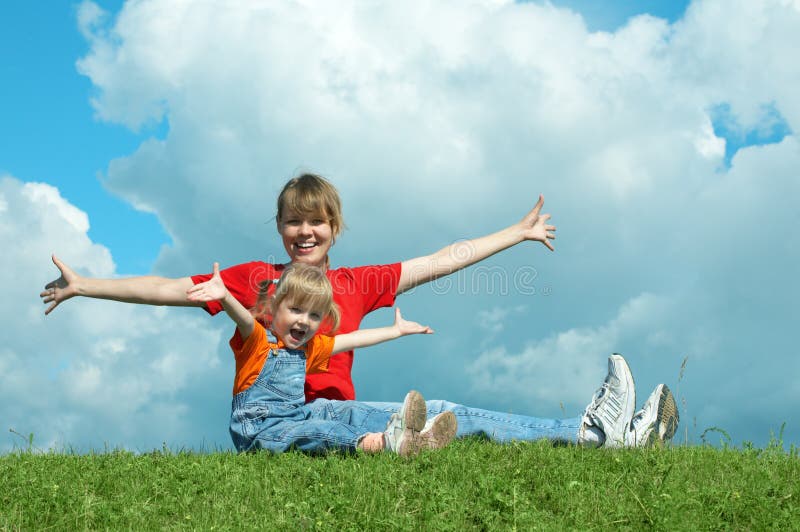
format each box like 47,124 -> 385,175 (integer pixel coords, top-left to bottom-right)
291,254 -> 326,268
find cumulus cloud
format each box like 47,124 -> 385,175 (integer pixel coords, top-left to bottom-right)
467,293 -> 677,412
17,0 -> 798,447
0,176 -> 229,452
73,0 -> 799,271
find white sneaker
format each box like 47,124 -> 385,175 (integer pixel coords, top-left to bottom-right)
626,384 -> 679,447
578,354 -> 636,448
384,390 -> 427,456
420,411 -> 458,449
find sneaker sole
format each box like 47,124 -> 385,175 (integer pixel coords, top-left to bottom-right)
656,385 -> 680,443
422,411 -> 457,449
395,391 -> 428,457
402,390 -> 427,432
646,385 -> 679,446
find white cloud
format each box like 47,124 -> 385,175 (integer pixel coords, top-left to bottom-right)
0,176 -> 228,452
693,117 -> 726,160
466,293 -> 676,412
476,305 -> 527,336
22,182 -> 91,234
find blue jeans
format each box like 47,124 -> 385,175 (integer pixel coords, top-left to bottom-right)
362,400 -> 581,444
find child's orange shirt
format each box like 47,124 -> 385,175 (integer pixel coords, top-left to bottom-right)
229,322 -> 335,396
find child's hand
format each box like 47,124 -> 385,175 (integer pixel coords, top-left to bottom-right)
186,262 -> 228,302
393,308 -> 434,336
518,194 -> 556,251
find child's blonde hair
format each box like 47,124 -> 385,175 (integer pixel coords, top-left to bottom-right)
254,263 -> 341,333
276,173 -> 345,242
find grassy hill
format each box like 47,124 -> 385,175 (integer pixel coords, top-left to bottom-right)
2,439 -> 798,530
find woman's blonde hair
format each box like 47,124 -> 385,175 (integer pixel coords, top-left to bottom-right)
253,263 -> 340,333
276,173 -> 345,242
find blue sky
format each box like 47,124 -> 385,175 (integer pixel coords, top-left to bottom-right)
2,0 -> 799,453
1,0 -> 168,273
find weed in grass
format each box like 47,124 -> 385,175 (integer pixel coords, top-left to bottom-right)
700,426 -> 732,447
676,355 -> 689,445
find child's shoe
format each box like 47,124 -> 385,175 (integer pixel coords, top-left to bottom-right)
384,390 -> 427,456
420,411 -> 458,449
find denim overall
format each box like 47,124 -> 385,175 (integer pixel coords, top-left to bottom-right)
229,329 -> 392,453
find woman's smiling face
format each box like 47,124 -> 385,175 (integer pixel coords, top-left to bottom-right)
278,208 -> 333,268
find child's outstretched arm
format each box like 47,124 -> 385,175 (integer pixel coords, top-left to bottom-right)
186,262 -> 255,339
40,255 -> 199,315
332,308 -> 432,354
397,194 -> 556,294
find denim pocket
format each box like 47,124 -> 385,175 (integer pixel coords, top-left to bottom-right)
256,357 -> 306,402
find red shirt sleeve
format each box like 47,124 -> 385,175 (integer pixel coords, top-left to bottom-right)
350,263 -> 402,317
191,261 -> 283,315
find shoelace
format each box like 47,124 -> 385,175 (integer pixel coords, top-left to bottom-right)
587,381 -> 623,428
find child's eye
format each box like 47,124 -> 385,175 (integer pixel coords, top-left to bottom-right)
289,307 -> 302,313
309,312 -> 322,321
311,219 -> 326,226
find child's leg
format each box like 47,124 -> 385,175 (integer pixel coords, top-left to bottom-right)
250,416 -> 365,454
304,397 -> 392,432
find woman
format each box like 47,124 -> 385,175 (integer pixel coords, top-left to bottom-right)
41,173 -> 678,447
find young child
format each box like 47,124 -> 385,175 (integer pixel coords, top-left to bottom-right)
187,261 -> 457,455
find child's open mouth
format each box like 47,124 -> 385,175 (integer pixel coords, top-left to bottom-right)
289,328 -> 306,342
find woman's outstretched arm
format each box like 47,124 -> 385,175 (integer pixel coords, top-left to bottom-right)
40,254 -> 200,315
397,194 -> 555,294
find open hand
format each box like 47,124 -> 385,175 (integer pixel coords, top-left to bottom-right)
40,255 -> 80,315
186,262 -> 227,302
519,194 -> 556,251
393,308 -> 434,336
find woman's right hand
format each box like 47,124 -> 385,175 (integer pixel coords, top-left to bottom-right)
41,254 -> 80,315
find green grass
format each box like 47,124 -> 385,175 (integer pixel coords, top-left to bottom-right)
2,440 -> 799,530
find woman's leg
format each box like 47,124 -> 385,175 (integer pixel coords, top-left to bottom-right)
362,400 -> 581,443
